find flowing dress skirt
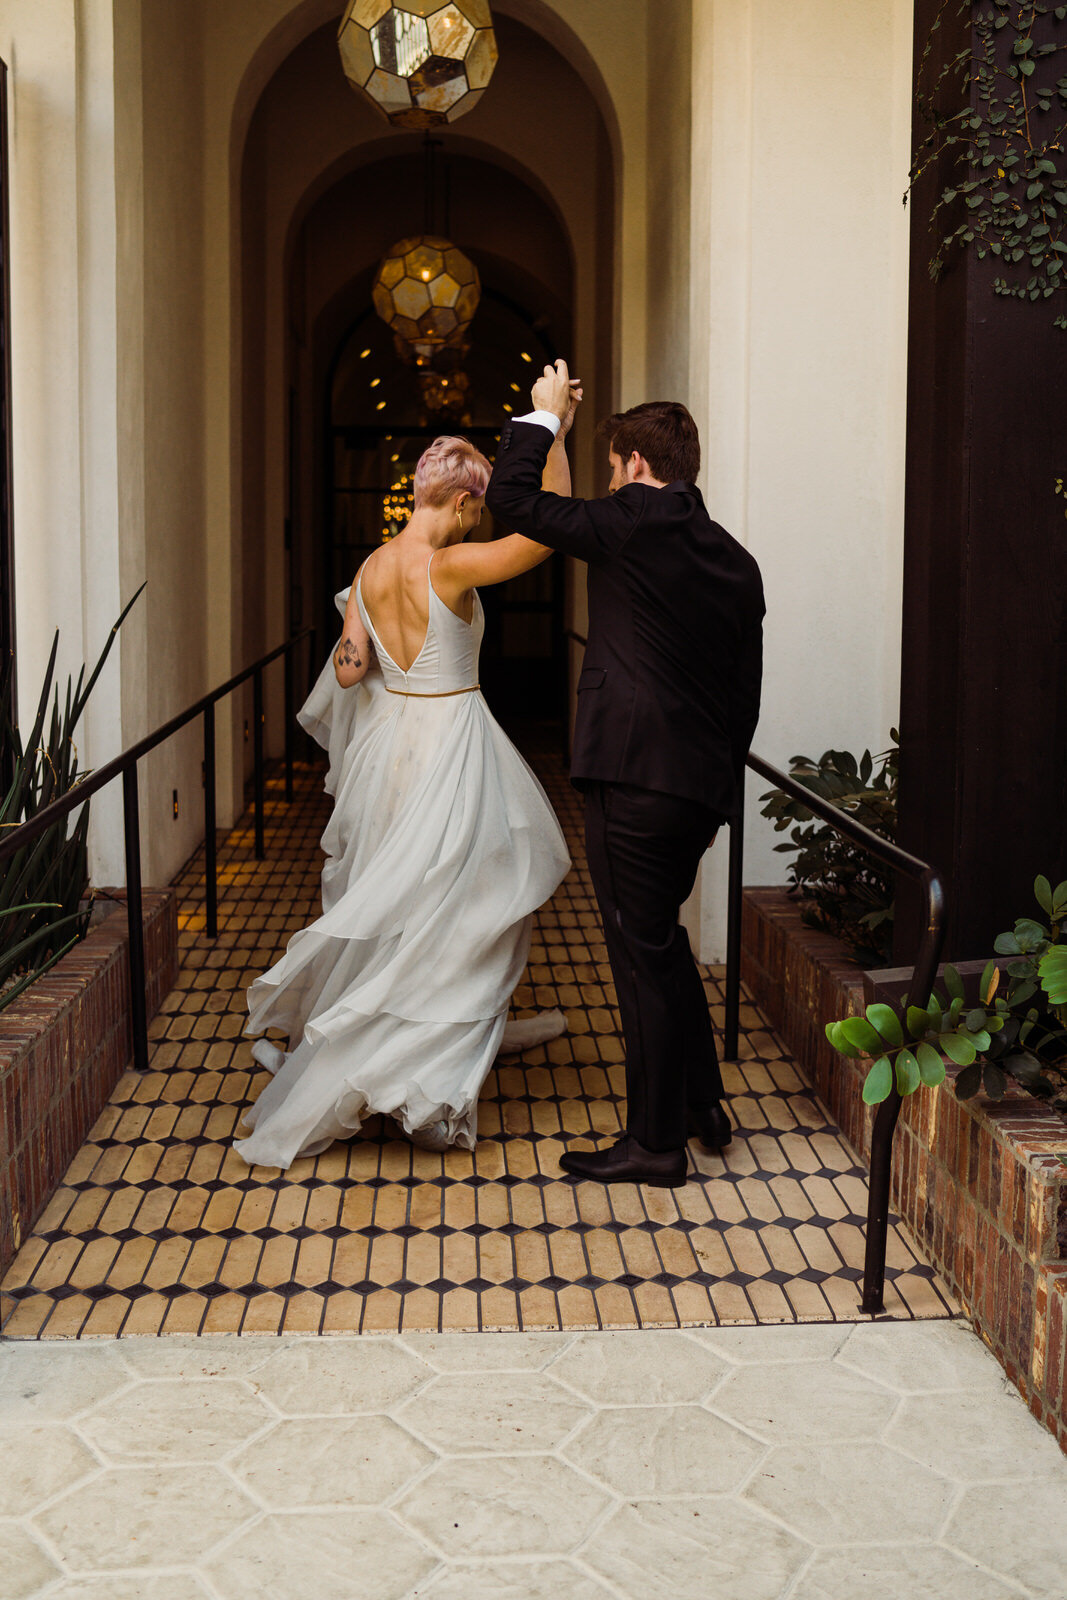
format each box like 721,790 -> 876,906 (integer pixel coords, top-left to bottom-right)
234,662 -> 570,1169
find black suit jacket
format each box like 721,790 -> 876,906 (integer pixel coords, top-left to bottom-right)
486,419 -> 765,816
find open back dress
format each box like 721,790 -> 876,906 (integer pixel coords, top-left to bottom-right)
233,558 -> 570,1169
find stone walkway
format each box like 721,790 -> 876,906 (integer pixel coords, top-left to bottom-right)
0,749 -> 952,1338
2,1320 -> 1066,1599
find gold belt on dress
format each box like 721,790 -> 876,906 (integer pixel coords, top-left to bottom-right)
385,684 -> 480,698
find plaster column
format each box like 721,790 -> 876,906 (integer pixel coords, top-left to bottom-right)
683,0 -> 913,963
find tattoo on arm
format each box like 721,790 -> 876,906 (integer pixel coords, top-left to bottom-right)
336,637 -> 363,669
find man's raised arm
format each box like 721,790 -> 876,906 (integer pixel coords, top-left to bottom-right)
485,362 -> 641,565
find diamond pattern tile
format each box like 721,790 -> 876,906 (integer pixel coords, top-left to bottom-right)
0,735 -> 955,1337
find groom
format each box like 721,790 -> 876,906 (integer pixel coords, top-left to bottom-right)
486,361 -> 765,1188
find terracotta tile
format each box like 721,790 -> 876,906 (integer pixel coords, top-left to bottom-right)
479,1286 -> 520,1331
0,1234 -> 50,1290
238,1291 -> 286,1335
0,1295 -> 55,1337
39,1293 -> 95,1336
360,1289 -> 402,1333
255,1236 -> 298,1287
320,1289 -> 367,1334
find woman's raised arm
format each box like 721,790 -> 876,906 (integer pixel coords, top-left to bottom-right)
436,420 -> 576,592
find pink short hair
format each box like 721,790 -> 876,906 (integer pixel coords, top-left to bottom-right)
413,435 -> 491,510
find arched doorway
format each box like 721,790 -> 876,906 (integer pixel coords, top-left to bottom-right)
294,148 -> 574,725
238,11 -> 616,747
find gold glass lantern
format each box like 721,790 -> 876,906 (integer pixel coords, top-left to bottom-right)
418,367 -> 471,418
373,234 -> 480,353
339,1 -> 498,129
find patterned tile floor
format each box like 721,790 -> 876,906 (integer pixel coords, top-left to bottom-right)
0,739 -> 955,1339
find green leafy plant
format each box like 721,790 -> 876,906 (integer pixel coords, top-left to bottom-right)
0,586 -> 145,1011
825,876 -> 1067,1108
993,873 -> 1067,1023
759,739 -> 898,966
909,1 -> 1067,327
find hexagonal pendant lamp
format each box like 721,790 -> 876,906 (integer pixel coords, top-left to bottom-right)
338,0 -> 498,130
372,234 -> 481,363
340,4 -> 494,405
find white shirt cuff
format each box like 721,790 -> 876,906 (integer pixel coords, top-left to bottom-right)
514,409 -> 561,438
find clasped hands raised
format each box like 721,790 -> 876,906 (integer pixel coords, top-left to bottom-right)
531,358 -> 583,440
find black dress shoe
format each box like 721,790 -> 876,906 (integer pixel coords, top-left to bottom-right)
559,1134 -> 687,1189
687,1102 -> 732,1150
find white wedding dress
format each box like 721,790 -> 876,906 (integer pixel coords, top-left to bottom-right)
233,561 -> 570,1170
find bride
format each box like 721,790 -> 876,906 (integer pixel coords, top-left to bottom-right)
233,391 -> 579,1170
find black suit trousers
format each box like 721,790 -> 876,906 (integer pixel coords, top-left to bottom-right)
583,781 -> 727,1152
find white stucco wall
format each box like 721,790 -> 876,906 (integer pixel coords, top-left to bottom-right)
682,0 -> 914,960
2,0 -> 128,882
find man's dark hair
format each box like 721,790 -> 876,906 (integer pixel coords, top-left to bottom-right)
596,401 -> 701,484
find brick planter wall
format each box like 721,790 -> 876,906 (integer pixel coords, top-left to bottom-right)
740,888 -> 870,1157
0,892 -> 177,1275
741,886 -> 1067,1452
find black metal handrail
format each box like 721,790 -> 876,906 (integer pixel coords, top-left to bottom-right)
0,627 -> 316,1072
725,754 -> 945,1316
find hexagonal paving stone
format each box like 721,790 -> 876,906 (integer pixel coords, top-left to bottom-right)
0,1343 -> 131,1421
548,1330 -> 729,1405
45,1579 -> 213,1599
398,1332 -> 571,1371
118,1335 -> 297,1382
583,1498 -> 808,1600
250,1338 -> 432,1416
711,1360 -> 899,1443
231,1414 -> 433,1507
205,1508 -> 435,1600
2,1522 -> 61,1599
834,1320 -> 1009,1395
885,1389 -> 1064,1481
34,1465 -> 258,1570
398,1372 -> 590,1455
744,1442 -> 955,1544
946,1477 -> 1067,1597
0,1423 -> 99,1514
565,1404 -> 766,1497
395,1455 -> 611,1559
78,1379 -> 272,1464
690,1325 -> 852,1364
426,1561 -> 615,1599
792,1543 -> 1025,1600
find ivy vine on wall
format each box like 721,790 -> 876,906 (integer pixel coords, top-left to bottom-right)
909,1 -> 1067,326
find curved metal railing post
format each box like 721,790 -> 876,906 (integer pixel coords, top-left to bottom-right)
860,866 -> 946,1315
723,784 -> 745,1062
203,701 -> 217,940
122,764 -> 149,1075
253,667 -> 265,861
729,754 -> 948,1316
